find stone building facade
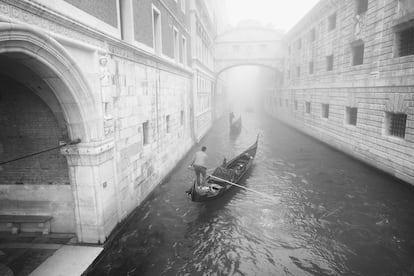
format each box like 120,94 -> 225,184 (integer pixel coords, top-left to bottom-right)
266,0 -> 414,185
0,0 -> 221,243
190,0 -> 218,140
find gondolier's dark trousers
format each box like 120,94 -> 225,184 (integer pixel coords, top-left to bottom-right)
193,165 -> 206,186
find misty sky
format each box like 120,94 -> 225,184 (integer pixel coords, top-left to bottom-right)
226,0 -> 320,31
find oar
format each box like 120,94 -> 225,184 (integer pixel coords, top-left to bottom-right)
207,174 -> 277,201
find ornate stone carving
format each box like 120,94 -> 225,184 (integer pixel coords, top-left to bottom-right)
99,54 -> 115,137
354,14 -> 365,37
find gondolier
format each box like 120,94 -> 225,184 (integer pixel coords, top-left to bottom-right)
189,146 -> 208,186
187,135 -> 259,202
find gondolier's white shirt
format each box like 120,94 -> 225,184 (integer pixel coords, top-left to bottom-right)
193,151 -> 207,168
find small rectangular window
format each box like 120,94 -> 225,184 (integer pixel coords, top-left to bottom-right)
285,99 -> 289,107
182,36 -> 187,64
346,107 -> 358,125
310,28 -> 316,42
357,0 -> 368,15
297,38 -> 302,50
326,55 -> 334,71
279,98 -> 283,106
328,13 -> 337,31
166,115 -> 170,133
233,45 -> 240,52
309,61 -> 314,74
386,112 -> 407,138
352,42 -> 364,65
294,100 -> 298,110
322,104 -> 329,118
142,121 -> 149,145
173,27 -> 179,62
296,66 -> 301,77
180,110 -> 184,126
305,101 -> 311,114
397,26 -> 414,57
152,7 -> 162,54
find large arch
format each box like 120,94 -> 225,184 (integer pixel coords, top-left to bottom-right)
0,22 -> 99,142
0,22 -> 104,241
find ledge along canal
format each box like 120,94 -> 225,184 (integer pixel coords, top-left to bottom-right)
86,112 -> 414,276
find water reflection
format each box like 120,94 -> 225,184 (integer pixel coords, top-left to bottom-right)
87,112 -> 414,276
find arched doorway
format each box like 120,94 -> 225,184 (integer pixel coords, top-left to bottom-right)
0,23 -> 101,241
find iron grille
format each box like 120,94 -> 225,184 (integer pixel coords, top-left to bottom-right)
399,27 -> 414,57
347,107 -> 358,125
389,113 -> 407,138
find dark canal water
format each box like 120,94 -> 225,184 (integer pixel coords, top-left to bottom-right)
86,113 -> 414,276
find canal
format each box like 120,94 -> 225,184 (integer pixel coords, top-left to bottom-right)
86,112 -> 414,276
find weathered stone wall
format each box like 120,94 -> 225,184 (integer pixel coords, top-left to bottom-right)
267,0 -> 414,185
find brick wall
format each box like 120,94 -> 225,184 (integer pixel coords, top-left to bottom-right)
0,77 -> 69,185
64,0 -> 118,27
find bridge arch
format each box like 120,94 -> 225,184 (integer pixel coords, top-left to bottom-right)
214,23 -> 285,75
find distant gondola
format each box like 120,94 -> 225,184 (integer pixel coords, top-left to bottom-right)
230,116 -> 242,133
187,136 -> 258,202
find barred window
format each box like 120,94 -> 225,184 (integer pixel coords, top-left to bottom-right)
328,13 -> 337,31
322,104 -> 329,118
305,101 -> 311,114
398,26 -> 414,57
352,43 -> 364,65
386,112 -> 407,138
346,107 -> 358,125
326,55 -> 334,71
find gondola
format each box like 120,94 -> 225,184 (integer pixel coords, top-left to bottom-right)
187,136 -> 258,202
230,116 -> 242,133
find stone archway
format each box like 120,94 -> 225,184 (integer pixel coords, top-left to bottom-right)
0,22 -> 104,242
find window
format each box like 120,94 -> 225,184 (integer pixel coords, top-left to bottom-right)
328,13 -> 337,31
180,110 -> 184,126
296,66 -> 301,78
288,46 -> 291,55
309,61 -> 314,74
166,115 -> 170,133
322,104 -> 329,118
173,27 -> 179,62
346,107 -> 358,125
352,42 -> 364,65
305,102 -> 311,114
181,36 -> 187,64
386,112 -> 407,138
142,121 -> 149,145
310,28 -> 316,42
233,45 -> 240,52
152,6 -> 162,54
326,55 -> 334,71
181,0 -> 186,13
294,100 -> 298,110
279,98 -> 282,106
397,26 -> 414,57
356,0 -> 368,15
297,38 -> 302,50
285,99 -> 289,107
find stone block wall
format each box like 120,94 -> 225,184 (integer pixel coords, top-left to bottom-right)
269,0 -> 414,186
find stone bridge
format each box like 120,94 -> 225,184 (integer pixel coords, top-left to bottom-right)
214,23 -> 285,76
